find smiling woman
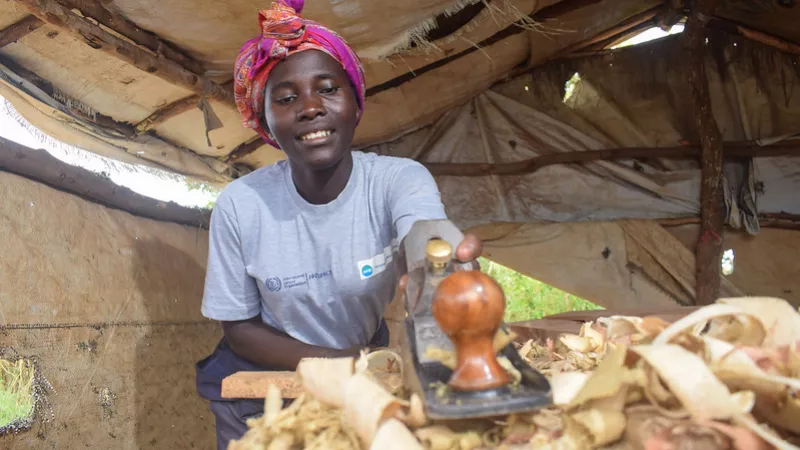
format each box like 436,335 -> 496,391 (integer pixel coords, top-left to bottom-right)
194,1 -> 483,449
262,50 -> 360,203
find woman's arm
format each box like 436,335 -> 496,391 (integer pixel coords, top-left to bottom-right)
223,316 -> 363,371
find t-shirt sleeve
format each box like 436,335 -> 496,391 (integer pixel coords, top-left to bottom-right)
201,196 -> 261,321
387,161 -> 448,243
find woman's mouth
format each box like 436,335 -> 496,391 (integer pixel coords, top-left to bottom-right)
299,129 -> 333,142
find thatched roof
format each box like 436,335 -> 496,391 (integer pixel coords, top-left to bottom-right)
1,0 -> 798,185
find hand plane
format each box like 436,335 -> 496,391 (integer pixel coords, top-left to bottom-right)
400,219 -> 551,420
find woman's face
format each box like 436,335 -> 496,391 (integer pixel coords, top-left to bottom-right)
263,50 -> 359,171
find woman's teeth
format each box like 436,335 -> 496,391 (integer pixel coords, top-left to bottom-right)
300,130 -> 332,141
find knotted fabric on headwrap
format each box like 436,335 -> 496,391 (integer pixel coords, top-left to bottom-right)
234,0 -> 366,148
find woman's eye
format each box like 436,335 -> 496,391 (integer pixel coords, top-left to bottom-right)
274,95 -> 295,105
319,86 -> 339,95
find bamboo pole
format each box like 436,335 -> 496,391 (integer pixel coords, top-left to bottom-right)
13,0 -> 234,106
684,0 -> 725,305
0,15 -> 43,48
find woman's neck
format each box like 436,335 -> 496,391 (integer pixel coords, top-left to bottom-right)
289,153 -> 354,205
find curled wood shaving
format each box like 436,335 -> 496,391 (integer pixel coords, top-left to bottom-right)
370,418 -> 423,450
297,357 -> 354,408
232,297 -> 800,450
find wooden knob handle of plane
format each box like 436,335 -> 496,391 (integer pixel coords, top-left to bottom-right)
431,270 -> 511,391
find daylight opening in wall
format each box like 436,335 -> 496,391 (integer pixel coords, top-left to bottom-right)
563,72 -> 582,103
721,249 -> 735,276
0,95 -> 219,209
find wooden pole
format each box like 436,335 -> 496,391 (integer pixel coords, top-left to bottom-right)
684,0 -> 724,305
57,0 -> 206,75
13,0 -> 234,106
134,95 -> 202,134
0,136 -> 211,228
0,15 -> 43,48
134,81 -> 234,134
225,137 -> 266,162
551,8 -> 661,58
420,142 -> 800,176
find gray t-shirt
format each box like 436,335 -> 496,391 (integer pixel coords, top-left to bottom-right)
201,151 -> 447,349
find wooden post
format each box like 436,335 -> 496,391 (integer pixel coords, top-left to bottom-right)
683,0 -> 724,305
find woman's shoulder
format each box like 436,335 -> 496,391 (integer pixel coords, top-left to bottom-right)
353,151 -> 429,176
214,161 -> 288,208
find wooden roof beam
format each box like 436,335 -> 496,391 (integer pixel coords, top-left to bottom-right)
0,15 -> 44,48
0,54 -> 231,180
421,141 -> 800,176
709,18 -> 800,55
225,137 -> 265,163
551,7 -> 662,59
135,81 -> 234,135
58,0 -> 205,75
14,0 -> 234,106
0,136 -> 211,228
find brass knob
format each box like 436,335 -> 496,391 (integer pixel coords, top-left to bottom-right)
426,239 -> 452,268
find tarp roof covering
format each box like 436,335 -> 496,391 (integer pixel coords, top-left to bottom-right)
1,0 -> 799,184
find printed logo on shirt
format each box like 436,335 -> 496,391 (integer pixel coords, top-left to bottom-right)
357,245 -> 393,280
361,265 -> 373,278
266,277 -> 282,292
264,269 -> 333,292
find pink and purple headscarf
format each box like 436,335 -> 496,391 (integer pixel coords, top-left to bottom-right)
234,0 -> 366,148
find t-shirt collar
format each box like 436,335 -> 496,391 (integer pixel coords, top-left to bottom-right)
283,152 -> 359,214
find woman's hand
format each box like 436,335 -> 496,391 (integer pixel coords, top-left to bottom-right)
454,233 -> 483,269
395,232 -> 484,307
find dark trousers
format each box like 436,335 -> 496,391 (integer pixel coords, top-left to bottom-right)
197,320 -> 390,450
209,398 -> 265,450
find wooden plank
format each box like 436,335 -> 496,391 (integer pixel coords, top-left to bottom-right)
221,370 -> 404,399
540,306 -> 701,322
0,136 -> 211,228
13,0 -> 233,105
221,371 -> 304,399
0,15 -> 43,48
507,305 -> 700,343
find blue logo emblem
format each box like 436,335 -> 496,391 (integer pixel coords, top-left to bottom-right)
361,265 -> 374,277
266,277 -> 282,292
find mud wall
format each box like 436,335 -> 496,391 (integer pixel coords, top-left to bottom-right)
0,170 -> 220,449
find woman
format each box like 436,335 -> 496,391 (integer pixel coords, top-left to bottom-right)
195,1 -> 482,448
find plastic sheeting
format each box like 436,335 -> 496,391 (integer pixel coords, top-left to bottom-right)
367,34 -> 800,231
467,220 -> 742,309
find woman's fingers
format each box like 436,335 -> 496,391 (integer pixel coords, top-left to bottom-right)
455,233 -> 483,262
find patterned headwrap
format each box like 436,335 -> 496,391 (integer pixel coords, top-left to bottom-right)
234,0 -> 366,148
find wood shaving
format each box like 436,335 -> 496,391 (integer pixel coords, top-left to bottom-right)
230,297 -> 800,450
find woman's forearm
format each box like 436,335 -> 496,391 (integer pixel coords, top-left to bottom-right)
222,318 -> 360,371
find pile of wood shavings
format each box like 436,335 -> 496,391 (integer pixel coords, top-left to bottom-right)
229,297 -> 800,450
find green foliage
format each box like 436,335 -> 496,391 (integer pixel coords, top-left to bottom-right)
185,180 -> 219,209
479,257 -> 602,323
0,359 -> 35,430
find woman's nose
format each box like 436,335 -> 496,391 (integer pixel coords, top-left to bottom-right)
297,94 -> 324,121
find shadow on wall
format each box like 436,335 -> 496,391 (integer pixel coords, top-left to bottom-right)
132,237 -> 220,450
